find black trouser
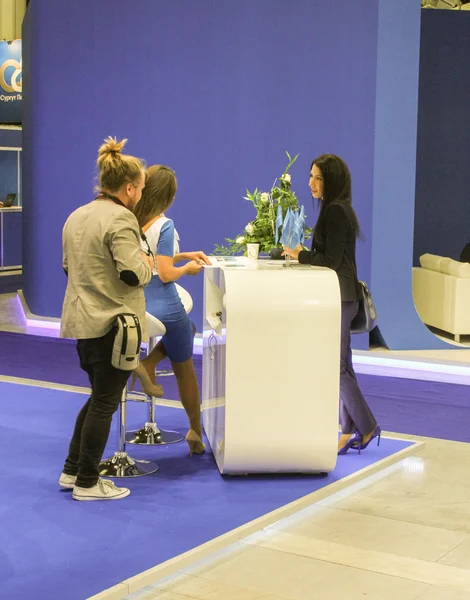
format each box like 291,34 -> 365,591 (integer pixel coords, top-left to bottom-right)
339,300 -> 377,435
63,329 -> 130,488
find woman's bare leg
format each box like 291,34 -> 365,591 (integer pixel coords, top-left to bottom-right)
171,357 -> 201,438
141,340 -> 167,385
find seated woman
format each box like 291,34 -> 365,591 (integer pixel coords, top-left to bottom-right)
133,165 -> 210,456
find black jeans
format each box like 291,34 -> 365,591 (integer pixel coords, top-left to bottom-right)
63,329 -> 130,488
339,300 -> 377,435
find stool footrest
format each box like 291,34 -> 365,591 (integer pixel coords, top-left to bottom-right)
155,369 -> 175,377
126,424 -> 184,445
99,451 -> 158,477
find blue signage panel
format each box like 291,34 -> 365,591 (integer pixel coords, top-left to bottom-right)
0,40 -> 22,123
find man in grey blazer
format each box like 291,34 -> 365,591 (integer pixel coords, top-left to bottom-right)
58,137 -> 153,501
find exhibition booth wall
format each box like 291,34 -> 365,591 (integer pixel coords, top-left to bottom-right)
21,0 -> 452,350
22,0 -> 379,353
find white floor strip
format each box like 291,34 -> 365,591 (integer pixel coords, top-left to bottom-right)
353,351 -> 470,384
0,375 -> 183,408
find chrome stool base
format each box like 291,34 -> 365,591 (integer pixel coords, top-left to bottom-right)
99,451 -> 159,478
156,369 -> 175,377
126,422 -> 184,445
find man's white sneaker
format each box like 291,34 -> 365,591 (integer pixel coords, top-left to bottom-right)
59,473 -> 77,489
72,478 -> 130,501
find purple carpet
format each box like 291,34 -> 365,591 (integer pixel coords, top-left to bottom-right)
0,381 -> 413,600
0,330 -> 185,398
0,330 -> 468,442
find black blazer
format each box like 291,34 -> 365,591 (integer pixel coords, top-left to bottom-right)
298,202 -> 361,301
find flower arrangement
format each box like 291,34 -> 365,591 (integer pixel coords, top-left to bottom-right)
214,152 -> 312,256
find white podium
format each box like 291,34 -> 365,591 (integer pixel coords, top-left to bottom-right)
202,257 -> 341,475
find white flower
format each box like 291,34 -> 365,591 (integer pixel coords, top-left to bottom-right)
236,236 -> 245,244
281,173 -> 291,183
245,223 -> 254,234
260,192 -> 269,203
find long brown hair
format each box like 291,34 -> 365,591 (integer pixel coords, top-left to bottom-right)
133,165 -> 177,228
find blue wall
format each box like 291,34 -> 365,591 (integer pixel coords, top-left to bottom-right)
22,0 -> 378,348
413,10 -> 470,266
370,0 -> 449,350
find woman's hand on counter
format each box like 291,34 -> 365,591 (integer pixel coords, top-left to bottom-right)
184,260 -> 204,276
174,251 -> 210,266
282,245 -> 301,260
184,251 -> 211,265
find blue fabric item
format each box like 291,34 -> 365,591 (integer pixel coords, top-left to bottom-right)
145,219 -> 194,362
281,207 -> 301,248
280,208 -> 290,246
160,315 -> 195,363
156,220 -> 175,257
298,205 -> 306,245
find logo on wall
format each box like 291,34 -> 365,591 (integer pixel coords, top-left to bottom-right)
0,40 -> 22,123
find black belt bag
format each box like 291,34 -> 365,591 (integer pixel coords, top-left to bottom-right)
111,314 -> 142,370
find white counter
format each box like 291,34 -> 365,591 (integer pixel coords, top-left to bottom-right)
202,256 -> 341,475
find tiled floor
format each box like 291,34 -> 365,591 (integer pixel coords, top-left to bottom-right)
0,292 -> 60,338
122,435 -> 470,600
0,293 -> 25,333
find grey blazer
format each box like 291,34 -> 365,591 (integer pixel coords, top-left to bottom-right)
60,198 -> 152,340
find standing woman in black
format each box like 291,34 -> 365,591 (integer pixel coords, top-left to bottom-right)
283,154 -> 380,454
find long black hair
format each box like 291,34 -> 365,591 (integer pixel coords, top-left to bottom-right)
311,154 -> 361,240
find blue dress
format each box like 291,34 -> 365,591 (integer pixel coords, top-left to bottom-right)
144,219 -> 194,362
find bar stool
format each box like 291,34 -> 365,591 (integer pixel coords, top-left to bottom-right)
99,383 -> 159,478
175,283 -> 193,314
126,312 -> 184,445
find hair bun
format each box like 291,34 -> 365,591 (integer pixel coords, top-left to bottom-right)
96,136 -> 144,192
98,136 -> 127,158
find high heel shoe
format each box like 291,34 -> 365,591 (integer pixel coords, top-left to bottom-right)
337,432 -> 362,455
131,363 -> 164,397
186,429 -> 206,456
353,425 -> 382,452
